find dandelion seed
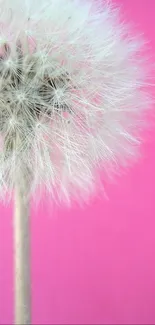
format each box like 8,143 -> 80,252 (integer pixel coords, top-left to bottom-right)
0,0 -> 153,206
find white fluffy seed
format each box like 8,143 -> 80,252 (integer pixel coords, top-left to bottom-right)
0,0 -> 153,205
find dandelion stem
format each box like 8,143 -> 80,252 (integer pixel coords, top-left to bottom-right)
14,182 -> 31,324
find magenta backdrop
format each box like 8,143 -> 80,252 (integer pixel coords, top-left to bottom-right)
0,0 -> 155,324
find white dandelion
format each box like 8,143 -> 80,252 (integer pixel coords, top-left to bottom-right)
0,0 -> 153,324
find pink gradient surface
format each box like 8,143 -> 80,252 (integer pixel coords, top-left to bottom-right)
0,0 -> 155,324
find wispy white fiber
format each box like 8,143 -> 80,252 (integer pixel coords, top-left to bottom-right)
0,0 -> 153,204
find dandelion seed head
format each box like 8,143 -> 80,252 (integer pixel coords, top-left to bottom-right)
0,0 -> 153,205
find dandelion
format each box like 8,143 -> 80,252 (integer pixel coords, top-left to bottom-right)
0,0 -> 153,324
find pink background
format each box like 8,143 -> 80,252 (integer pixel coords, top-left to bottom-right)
0,0 -> 155,324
